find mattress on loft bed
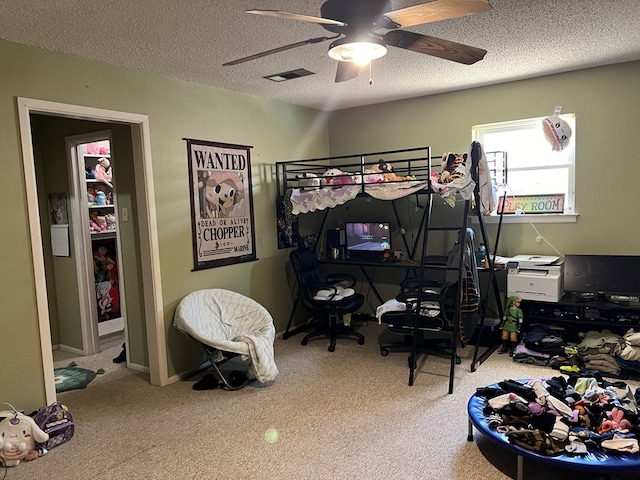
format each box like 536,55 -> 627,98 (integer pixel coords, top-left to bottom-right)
289,180 -> 431,214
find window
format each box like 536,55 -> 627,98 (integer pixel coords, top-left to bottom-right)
473,114 -> 576,214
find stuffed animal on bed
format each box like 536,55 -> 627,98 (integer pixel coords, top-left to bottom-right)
321,168 -> 356,187
295,172 -> 320,190
365,160 -> 413,182
0,409 -> 49,466
439,152 -> 467,184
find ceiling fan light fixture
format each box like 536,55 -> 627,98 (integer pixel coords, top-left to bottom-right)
328,36 -> 387,66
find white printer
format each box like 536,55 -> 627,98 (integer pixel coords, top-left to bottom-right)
507,255 -> 564,302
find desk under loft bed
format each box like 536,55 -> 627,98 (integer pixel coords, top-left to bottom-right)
275,144 -> 506,388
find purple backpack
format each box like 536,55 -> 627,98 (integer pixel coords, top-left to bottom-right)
34,402 -> 75,450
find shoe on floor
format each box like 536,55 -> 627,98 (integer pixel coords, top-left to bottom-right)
113,343 -> 126,363
193,374 -> 220,390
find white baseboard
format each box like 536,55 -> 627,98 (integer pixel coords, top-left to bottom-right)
54,344 -> 84,356
126,362 -> 149,374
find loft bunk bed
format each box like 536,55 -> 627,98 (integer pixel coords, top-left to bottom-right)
276,144 -> 505,391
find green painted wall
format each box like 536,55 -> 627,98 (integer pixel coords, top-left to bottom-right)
327,61 -> 640,258
1,39 -> 329,413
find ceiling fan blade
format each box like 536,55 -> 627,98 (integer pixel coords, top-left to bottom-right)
384,30 -> 487,65
247,9 -> 346,27
377,0 -> 491,29
223,36 -> 334,66
335,62 -> 360,83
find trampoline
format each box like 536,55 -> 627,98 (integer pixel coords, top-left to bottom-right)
467,381 -> 640,480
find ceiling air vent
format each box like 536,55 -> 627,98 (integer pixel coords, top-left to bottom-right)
264,69 -> 315,82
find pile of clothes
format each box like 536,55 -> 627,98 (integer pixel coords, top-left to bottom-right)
477,375 -> 640,456
512,326 -> 640,380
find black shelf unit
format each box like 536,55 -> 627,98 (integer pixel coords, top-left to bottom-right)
521,293 -> 640,342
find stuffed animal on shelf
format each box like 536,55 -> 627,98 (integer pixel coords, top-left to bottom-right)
85,142 -> 100,155
105,213 -> 117,230
95,214 -> 108,231
96,281 -> 113,317
0,408 -> 49,466
94,157 -> 113,186
89,211 -> 107,232
95,190 -> 107,206
439,152 -> 467,184
321,168 -> 356,187
87,186 -> 97,205
85,165 -> 95,179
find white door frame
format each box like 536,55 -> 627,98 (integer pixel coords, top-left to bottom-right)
17,97 -> 167,404
66,130 -> 123,356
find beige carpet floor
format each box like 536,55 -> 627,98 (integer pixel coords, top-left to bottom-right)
11,323 -> 640,480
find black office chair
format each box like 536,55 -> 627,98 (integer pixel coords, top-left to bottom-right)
289,246 -> 365,352
379,278 -> 461,391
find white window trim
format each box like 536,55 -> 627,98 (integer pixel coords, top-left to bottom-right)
473,113 -> 576,217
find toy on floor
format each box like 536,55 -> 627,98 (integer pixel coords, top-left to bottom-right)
499,296 -> 523,354
0,405 -> 49,466
559,345 -> 580,373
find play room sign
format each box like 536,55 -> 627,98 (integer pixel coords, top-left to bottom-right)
498,194 -> 565,214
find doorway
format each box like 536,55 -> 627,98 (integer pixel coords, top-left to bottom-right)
17,97 -> 167,405
65,131 -> 126,355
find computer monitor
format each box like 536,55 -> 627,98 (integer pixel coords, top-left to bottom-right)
563,254 -> 640,300
345,222 -> 391,260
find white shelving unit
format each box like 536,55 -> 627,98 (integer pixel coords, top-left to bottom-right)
82,144 -> 124,337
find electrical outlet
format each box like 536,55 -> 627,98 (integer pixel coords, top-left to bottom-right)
121,207 -> 129,222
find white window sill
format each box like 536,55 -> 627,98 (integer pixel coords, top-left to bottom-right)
472,213 -> 578,224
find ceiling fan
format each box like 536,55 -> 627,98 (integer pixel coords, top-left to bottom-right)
223,0 -> 492,83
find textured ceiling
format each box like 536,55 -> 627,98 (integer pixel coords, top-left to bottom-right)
2,0 -> 640,111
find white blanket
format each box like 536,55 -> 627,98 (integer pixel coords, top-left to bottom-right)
290,180 -> 431,215
174,289 -> 279,384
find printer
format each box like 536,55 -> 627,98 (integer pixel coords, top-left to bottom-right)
507,255 -> 564,302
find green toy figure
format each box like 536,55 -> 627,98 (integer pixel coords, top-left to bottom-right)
500,295 -> 523,354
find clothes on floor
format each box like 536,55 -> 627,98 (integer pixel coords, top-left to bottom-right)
476,375 -> 640,456
516,326 -> 640,380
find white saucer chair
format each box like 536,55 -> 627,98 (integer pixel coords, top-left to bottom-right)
174,289 -> 279,389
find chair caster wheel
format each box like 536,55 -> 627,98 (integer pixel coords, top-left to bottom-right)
380,348 -> 389,356
328,345 -> 336,352
358,338 -> 365,345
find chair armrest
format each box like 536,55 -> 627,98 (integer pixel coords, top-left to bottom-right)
396,291 -> 441,306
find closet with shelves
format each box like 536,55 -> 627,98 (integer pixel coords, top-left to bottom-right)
68,133 -> 125,345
